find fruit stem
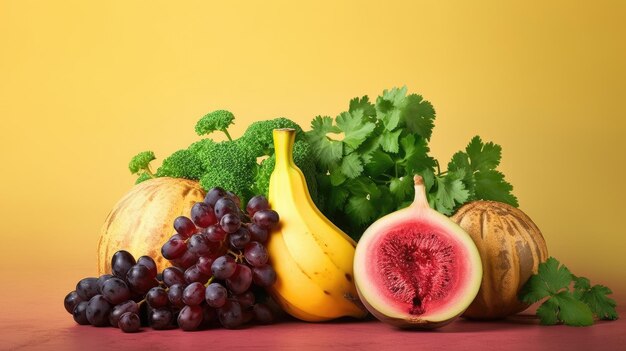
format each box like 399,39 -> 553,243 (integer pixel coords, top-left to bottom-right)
273,129 -> 296,169
205,276 -> 214,287
412,175 -> 429,208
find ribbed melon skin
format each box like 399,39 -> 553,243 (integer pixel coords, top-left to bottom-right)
97,177 -> 205,275
451,201 -> 548,319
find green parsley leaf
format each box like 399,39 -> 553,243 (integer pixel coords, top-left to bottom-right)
536,298 -> 560,325
307,116 -> 343,167
380,129 -> 403,153
340,153 -> 364,179
552,291 -> 594,327
349,96 -> 376,117
400,134 -> 435,174
431,171 -> 470,215
389,176 -> 413,202
345,195 -> 376,226
336,110 -> 376,149
574,276 -> 619,320
363,149 -> 394,177
401,94 -> 436,140
474,170 -> 518,206
466,136 -> 502,171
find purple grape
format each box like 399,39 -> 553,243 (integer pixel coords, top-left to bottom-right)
227,191 -> 241,207
220,213 -> 241,234
211,255 -> 237,279
119,312 -> 141,333
137,256 -> 157,278
101,278 -> 131,305
162,267 -> 186,287
204,225 -> 227,242
76,277 -> 99,300
170,250 -> 197,270
248,223 -> 269,243
191,202 -> 217,228
167,284 -> 185,308
111,250 -> 136,279
253,303 -> 274,324
229,227 -> 251,249
184,265 -> 210,284
96,274 -> 114,293
146,287 -> 169,308
204,187 -> 227,207
246,195 -> 269,216
205,282 -> 228,308
174,216 -> 197,238
72,301 -> 90,325
226,265 -> 252,294
201,304 -> 217,328
235,291 -> 255,309
178,305 -> 203,331
86,295 -> 112,327
150,309 -> 174,330
253,210 -> 279,230
214,197 -> 238,220
64,291 -> 82,314
109,300 -> 139,327
218,300 -> 244,329
161,237 -> 187,260
126,265 -> 159,295
196,256 -> 215,276
252,264 -> 277,287
244,241 -> 268,267
183,282 -> 206,306
187,233 -> 211,256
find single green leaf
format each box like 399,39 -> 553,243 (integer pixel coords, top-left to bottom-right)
536,298 -> 560,325
345,195 -> 376,225
307,116 -> 343,167
325,186 -> 350,212
466,136 -> 502,171
346,177 -> 382,199
400,94 -> 436,140
329,166 -> 348,186
580,284 -> 619,320
553,291 -> 595,327
349,96 -> 376,117
340,153 -> 364,179
389,176 -> 414,201
400,134 -> 435,174
336,110 -> 376,149
380,129 -> 402,153
474,170 -> 518,206
363,149 -> 394,176
432,171 -> 470,215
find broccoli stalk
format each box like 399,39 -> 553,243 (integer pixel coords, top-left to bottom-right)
195,110 -> 235,141
128,151 -> 156,183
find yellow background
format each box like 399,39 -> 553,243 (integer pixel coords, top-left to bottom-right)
1,0 -> 625,306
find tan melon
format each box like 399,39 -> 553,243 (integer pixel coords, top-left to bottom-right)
97,177 -> 206,275
451,201 -> 548,319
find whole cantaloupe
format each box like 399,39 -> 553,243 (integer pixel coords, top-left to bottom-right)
451,201 -> 548,319
97,177 -> 206,274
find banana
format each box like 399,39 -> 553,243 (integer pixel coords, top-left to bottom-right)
266,128 -> 368,322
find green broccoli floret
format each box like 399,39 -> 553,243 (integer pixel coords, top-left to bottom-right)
155,149 -> 205,179
195,110 -> 235,141
254,140 -> 319,206
129,151 -> 156,174
197,141 -> 257,200
239,118 -> 305,157
135,172 -> 153,184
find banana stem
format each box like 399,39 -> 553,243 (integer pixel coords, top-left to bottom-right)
273,128 -> 296,169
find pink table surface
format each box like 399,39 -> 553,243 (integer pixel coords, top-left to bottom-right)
3,305 -> 625,351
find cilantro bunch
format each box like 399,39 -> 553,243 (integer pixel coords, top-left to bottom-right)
307,87 -> 517,239
519,257 -> 618,326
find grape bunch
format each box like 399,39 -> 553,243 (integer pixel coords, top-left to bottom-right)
64,188 -> 279,332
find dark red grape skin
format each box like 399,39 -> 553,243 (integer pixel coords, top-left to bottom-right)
227,191 -> 241,208
72,301 -> 90,325
76,277 -> 99,300
111,250 -> 136,279
184,265 -> 210,284
170,250 -> 197,270
218,300 -> 244,329
187,233 -> 212,256
96,274 -> 114,293
137,256 -> 157,278
161,237 -> 187,260
214,197 -> 238,220
167,284 -> 185,308
252,264 -> 277,287
118,312 -> 141,333
86,295 -> 112,327
211,255 -> 237,279
150,309 -> 174,330
126,265 -> 159,295
246,195 -> 269,216
174,216 -> 197,238
183,282 -> 206,306
101,278 -> 131,305
204,225 -> 227,242
196,256 -> 215,276
235,291 -> 255,309
247,223 -> 268,243
253,210 -> 279,230
162,267 -> 186,287
244,241 -> 269,267
226,265 -> 252,294
204,187 -> 227,207
191,202 -> 217,228
64,291 -> 82,314
146,287 -> 169,308
109,300 -> 139,327
178,305 -> 203,331
220,213 -> 241,233
205,283 -> 228,308
229,227 -> 251,249
253,303 -> 274,324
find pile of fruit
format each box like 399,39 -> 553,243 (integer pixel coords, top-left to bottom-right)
63,87 -> 617,332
